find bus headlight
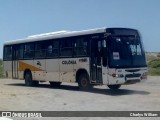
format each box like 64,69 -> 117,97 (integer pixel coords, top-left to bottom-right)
112,73 -> 124,78
141,72 -> 148,80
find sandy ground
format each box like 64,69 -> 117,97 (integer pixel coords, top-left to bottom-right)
0,76 -> 160,120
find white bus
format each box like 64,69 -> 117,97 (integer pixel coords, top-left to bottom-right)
3,28 -> 148,90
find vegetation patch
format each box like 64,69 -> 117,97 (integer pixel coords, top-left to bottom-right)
146,53 -> 160,76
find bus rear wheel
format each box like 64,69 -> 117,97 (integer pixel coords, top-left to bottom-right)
108,85 -> 121,90
49,82 -> 61,87
25,72 -> 38,86
78,73 -> 92,91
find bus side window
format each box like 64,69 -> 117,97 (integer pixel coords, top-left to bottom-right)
60,39 -> 72,57
48,45 -> 52,54
35,42 -> 46,58
4,46 -> 12,60
74,38 -> 88,56
46,40 -> 59,58
17,44 -> 23,59
24,43 -> 34,59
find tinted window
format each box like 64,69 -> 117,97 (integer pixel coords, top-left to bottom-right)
107,36 -> 146,68
60,39 -> 72,57
74,38 -> 89,56
35,42 -> 46,58
46,40 -> 59,58
17,44 -> 24,59
4,46 -> 12,60
24,43 -> 34,59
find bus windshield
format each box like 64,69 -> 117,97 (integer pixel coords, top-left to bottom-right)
107,35 -> 147,68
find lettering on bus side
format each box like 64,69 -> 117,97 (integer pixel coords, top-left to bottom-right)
79,58 -> 87,62
62,60 -> 77,65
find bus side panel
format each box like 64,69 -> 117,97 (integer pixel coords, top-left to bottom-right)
73,57 -> 90,80
3,61 -> 12,78
59,58 -> 75,83
45,59 -> 59,82
18,67 -> 24,80
18,60 -> 34,80
33,59 -> 46,81
102,66 -> 109,85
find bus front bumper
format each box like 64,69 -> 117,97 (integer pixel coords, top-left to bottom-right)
124,73 -> 147,84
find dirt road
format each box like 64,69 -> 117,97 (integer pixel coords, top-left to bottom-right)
0,76 -> 160,120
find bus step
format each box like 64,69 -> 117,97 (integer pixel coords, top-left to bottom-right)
91,80 -> 102,84
91,80 -> 96,83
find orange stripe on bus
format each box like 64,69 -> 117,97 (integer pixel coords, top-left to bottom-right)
19,61 -> 44,71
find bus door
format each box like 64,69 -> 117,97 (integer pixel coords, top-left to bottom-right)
12,45 -> 19,78
90,39 -> 103,83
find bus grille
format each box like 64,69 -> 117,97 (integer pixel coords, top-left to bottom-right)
125,74 -> 141,78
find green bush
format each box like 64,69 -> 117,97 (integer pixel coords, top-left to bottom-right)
148,67 -> 160,76
146,55 -> 157,63
148,59 -> 160,68
146,54 -> 160,75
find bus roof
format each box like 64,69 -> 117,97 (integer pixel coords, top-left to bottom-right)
4,28 -> 106,45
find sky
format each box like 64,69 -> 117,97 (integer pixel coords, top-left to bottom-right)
0,0 -> 160,58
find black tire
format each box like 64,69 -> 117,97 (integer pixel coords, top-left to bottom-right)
78,73 -> 92,91
49,81 -> 62,87
25,72 -> 39,87
108,85 -> 121,90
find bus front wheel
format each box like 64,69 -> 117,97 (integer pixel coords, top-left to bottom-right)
78,73 -> 92,91
25,72 -> 38,86
108,85 -> 121,90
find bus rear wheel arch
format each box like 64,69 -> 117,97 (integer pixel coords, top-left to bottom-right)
24,70 -> 38,86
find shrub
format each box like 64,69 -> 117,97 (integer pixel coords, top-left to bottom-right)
148,59 -> 160,68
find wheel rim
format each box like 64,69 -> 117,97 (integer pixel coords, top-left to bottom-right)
81,78 -> 88,87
